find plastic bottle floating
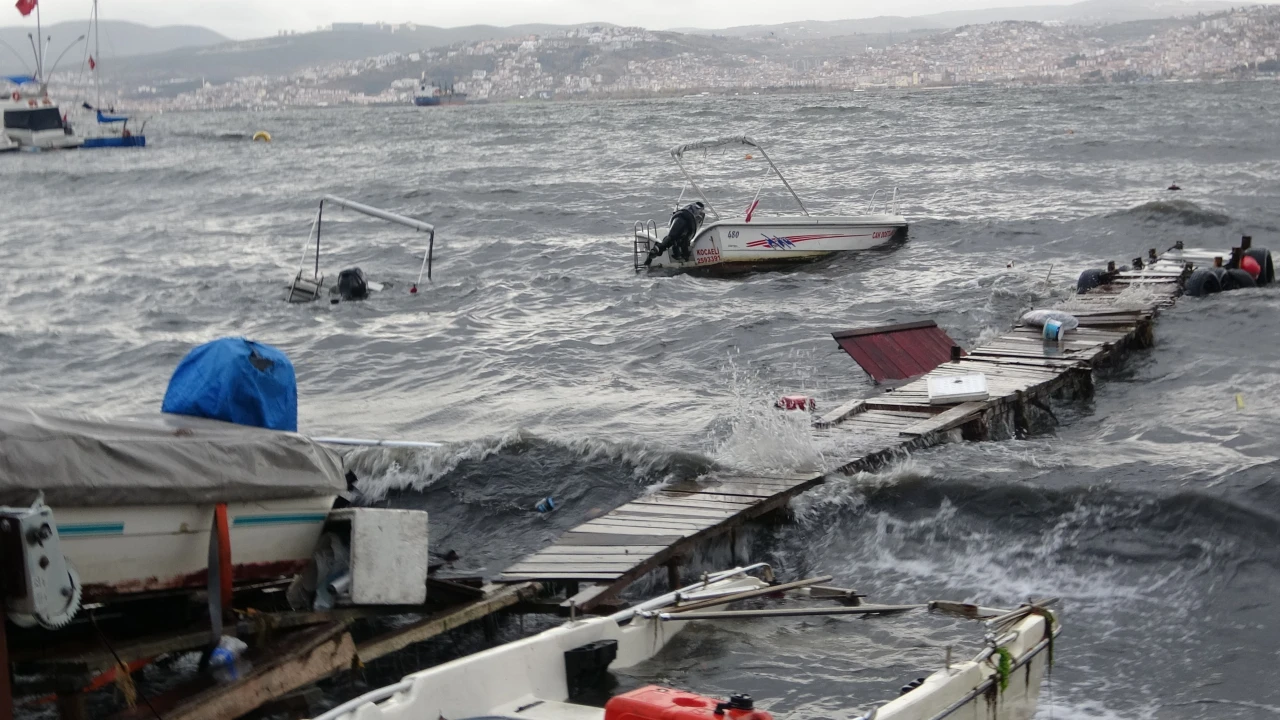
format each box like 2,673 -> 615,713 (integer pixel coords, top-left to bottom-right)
535,497 -> 557,513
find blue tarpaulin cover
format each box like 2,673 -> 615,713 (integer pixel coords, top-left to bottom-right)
162,338 -> 298,431
96,110 -> 127,123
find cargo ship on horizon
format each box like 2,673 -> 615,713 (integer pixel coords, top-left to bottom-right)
414,74 -> 467,106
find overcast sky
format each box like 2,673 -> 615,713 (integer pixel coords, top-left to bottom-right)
7,0 -> 1280,39
0,0 -> 1254,39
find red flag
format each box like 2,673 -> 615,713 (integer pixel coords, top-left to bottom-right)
88,55 -> 95,70
15,0 -> 36,17
745,198 -> 759,223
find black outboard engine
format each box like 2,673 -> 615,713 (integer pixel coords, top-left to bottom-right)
337,267 -> 369,301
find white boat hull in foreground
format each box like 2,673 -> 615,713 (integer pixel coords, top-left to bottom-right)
56,497 -> 336,600
313,568 -> 1058,720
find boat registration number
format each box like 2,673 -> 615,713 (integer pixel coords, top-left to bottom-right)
696,247 -> 721,265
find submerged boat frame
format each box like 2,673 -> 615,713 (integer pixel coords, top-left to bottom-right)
286,195 -> 436,303
312,564 -> 1059,720
633,136 -> 908,273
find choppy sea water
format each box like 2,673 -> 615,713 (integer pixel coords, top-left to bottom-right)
2,82 -> 1280,718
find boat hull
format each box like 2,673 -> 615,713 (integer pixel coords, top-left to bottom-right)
871,614 -> 1054,720
3,129 -> 83,150
55,496 -> 335,601
82,134 -> 145,148
413,96 -> 467,106
315,578 -> 1056,720
646,216 -> 908,272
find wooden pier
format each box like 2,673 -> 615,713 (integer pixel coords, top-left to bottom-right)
496,241 -> 1262,608
498,473 -> 824,608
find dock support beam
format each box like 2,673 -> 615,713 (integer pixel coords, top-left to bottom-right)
0,601 -> 11,720
666,559 -> 682,592
54,673 -> 88,720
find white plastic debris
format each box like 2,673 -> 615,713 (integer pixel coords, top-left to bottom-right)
1020,309 -> 1080,331
209,635 -> 252,684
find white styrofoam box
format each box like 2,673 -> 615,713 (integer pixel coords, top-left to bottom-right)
347,508 -> 429,605
927,373 -> 990,405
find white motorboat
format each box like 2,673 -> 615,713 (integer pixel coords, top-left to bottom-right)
312,565 -> 1059,720
633,137 -> 907,273
0,403 -> 345,622
1,83 -> 83,150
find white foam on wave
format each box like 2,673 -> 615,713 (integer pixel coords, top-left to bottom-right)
347,429 -> 526,501
788,461 -> 1222,616
347,428 -> 713,503
709,354 -> 827,473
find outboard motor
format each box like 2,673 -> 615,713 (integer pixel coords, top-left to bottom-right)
337,267 -> 369,301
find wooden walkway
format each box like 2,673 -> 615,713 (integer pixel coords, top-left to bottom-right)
498,473 -> 822,593
499,242 -> 1247,609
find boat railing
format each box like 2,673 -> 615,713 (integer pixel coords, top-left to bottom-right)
865,187 -> 901,216
633,219 -> 658,271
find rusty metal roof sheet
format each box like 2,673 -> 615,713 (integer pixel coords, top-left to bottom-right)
831,320 -> 962,383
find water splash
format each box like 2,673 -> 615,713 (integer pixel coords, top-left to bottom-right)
709,354 -> 826,473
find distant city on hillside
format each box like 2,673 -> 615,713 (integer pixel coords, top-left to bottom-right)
15,3 -> 1280,110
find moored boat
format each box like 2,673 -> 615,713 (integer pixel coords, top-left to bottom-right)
0,396 -> 345,618
1,81 -> 83,150
414,74 -> 467,106
311,565 -> 1060,720
633,136 -> 907,273
76,0 -> 148,148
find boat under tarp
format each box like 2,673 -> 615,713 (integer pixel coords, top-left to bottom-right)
0,404 -> 346,600
0,403 -> 345,507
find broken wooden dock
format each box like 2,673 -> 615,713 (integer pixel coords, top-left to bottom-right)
497,240 -> 1265,609
16,241 -> 1263,720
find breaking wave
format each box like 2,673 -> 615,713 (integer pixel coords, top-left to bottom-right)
781,468 -> 1280,610
1108,199 -> 1231,227
346,430 -> 714,503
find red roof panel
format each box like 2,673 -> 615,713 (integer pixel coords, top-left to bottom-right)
832,320 -> 962,383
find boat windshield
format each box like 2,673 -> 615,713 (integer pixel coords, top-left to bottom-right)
3,108 -> 63,131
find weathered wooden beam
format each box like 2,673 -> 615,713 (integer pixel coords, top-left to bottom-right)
150,624 -> 356,720
899,402 -> 987,437
813,398 -> 867,428
356,582 -> 539,662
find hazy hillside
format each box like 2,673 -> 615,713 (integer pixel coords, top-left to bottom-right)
0,20 -> 226,73
675,0 -> 1237,38
103,23 -> 614,84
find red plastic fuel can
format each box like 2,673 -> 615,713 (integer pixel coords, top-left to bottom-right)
605,686 -> 772,720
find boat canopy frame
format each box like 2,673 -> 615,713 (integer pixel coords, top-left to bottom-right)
289,194 -> 435,301
669,136 -> 809,220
